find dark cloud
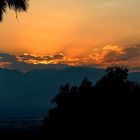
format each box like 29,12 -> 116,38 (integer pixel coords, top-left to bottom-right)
0,53 -> 66,72
0,53 -> 16,62
118,46 -> 140,61
17,54 -> 64,61
103,52 -> 119,62
103,46 -> 140,63
18,54 -> 44,61
52,54 -> 64,60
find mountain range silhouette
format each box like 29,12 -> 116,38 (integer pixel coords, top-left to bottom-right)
0,67 -> 139,118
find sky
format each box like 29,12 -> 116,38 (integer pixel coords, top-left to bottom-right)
0,0 -> 140,71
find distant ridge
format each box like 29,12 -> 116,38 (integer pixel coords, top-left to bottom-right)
0,67 -> 139,118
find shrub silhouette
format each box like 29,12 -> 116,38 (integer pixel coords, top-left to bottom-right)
43,66 -> 140,137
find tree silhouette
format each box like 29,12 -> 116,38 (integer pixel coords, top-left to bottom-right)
0,0 -> 29,21
43,66 -> 140,137
95,66 -> 130,97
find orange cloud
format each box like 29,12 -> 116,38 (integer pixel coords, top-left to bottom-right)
86,45 -> 125,64
16,53 -> 65,64
0,44 -> 140,71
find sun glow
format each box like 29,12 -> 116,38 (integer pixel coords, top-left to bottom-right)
0,0 -> 140,70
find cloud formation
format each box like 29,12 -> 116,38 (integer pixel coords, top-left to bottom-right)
0,44 -> 140,71
0,53 -> 67,72
17,53 -> 64,64
88,45 -> 140,69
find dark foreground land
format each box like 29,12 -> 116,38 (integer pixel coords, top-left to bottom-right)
0,118 -> 43,139
0,67 -> 140,138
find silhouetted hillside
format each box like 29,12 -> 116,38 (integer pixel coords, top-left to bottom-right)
0,67 -> 104,118
0,67 -> 139,118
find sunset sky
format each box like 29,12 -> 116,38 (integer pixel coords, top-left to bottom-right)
0,0 -> 140,71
